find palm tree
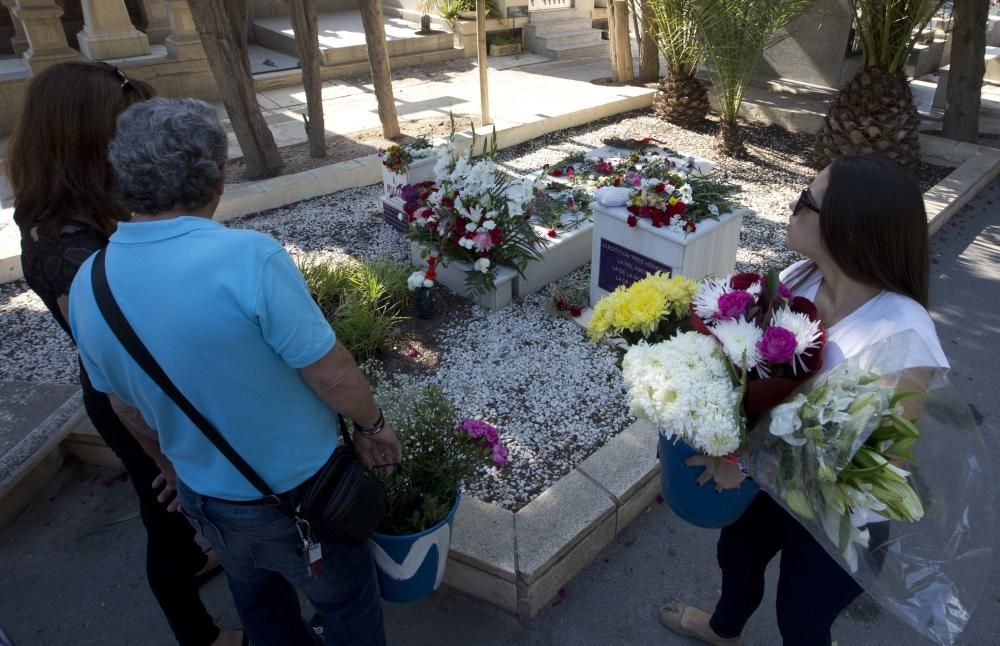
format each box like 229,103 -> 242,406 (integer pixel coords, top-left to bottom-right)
643,0 -> 709,127
691,0 -> 816,157
813,0 -> 946,168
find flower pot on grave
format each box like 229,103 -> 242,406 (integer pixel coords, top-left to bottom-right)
410,243 -> 517,311
369,492 -> 461,603
589,202 -> 745,308
382,157 -> 436,201
659,435 -> 759,529
415,286 -> 434,319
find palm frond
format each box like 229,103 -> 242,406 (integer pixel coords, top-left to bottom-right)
691,0 -> 816,124
637,0 -> 704,74
848,0 -> 946,72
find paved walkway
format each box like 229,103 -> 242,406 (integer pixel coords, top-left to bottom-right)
1,179 -> 997,645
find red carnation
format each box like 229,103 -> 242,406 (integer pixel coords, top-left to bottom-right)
626,214 -> 638,227
455,220 -> 466,234
651,211 -> 663,228
550,168 -> 564,177
674,202 -> 688,216
441,196 -> 454,208
654,182 -> 666,193
683,220 -> 697,233
547,229 -> 557,238
490,228 -> 503,244
569,304 -> 582,317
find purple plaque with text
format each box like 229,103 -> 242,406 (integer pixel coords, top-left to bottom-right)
597,238 -> 672,293
382,200 -> 408,233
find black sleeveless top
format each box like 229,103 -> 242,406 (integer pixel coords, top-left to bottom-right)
19,216 -> 109,341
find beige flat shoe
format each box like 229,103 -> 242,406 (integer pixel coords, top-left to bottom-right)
658,602 -> 744,646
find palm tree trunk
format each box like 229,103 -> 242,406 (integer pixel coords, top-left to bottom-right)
188,0 -> 283,179
638,0 -> 659,83
716,118 -> 747,159
285,0 -> 325,158
609,0 -> 634,83
943,0 -> 989,142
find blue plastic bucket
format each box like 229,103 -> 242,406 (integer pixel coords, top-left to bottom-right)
369,492 -> 461,603
659,435 -> 759,529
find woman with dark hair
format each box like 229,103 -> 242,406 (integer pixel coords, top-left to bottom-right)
658,156 -> 949,646
8,62 -> 241,646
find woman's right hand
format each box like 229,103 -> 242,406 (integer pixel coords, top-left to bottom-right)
686,456 -> 747,492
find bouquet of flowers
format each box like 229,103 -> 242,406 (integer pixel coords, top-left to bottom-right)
622,331 -> 743,456
529,185 -> 592,239
375,382 -> 508,535
404,140 -> 544,295
691,270 -> 825,425
379,138 -> 435,174
588,272 -> 698,344
742,331 -> 994,646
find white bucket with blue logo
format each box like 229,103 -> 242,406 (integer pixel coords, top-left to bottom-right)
368,492 -> 461,603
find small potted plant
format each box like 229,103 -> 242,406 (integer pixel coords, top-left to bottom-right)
368,384 -> 508,603
489,32 -> 522,57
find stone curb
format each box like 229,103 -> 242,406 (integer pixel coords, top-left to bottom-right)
919,135 -> 1000,235
0,389 -> 85,529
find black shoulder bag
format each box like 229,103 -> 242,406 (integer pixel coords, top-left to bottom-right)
90,248 -> 386,544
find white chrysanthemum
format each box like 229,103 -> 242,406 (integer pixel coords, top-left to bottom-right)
692,277 -> 730,320
407,271 -> 425,291
712,318 -> 764,370
621,333 -> 741,456
772,307 -> 823,373
481,219 -> 496,231
474,257 -> 491,273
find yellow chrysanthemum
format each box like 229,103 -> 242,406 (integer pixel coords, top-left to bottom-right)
587,273 -> 698,341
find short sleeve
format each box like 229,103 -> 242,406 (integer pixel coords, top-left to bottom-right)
252,249 -> 335,368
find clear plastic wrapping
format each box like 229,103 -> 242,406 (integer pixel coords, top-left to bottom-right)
744,331 -> 994,645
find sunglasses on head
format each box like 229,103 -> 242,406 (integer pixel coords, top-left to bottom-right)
101,62 -> 135,92
793,188 -> 822,216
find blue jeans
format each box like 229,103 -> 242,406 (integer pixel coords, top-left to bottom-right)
178,482 -> 386,646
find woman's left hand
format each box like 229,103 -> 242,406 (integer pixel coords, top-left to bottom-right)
685,456 -> 747,492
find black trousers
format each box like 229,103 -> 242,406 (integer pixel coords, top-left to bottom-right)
80,366 -> 220,646
709,494 -> 880,646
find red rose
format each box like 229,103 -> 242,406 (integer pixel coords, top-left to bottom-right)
441,196 -> 454,208
654,182 -> 666,193
556,300 -> 567,311
490,228 -> 503,244
455,220 -> 466,234
547,229 -> 557,238
639,206 -> 651,218
651,211 -> 663,228
569,304 -> 582,317
675,202 -> 688,216
626,214 -> 638,227
683,220 -> 697,233
550,168 -> 564,177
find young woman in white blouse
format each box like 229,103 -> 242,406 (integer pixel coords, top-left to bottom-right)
660,156 -> 949,646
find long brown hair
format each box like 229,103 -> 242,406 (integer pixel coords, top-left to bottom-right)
819,156 -> 930,307
7,62 -> 154,239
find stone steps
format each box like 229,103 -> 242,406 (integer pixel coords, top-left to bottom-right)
525,10 -> 607,60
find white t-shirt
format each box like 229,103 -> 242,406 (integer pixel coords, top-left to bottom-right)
779,260 -> 950,378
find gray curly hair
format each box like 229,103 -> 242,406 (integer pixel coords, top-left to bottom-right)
109,97 -> 227,215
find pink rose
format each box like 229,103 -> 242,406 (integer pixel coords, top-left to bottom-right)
716,290 -> 755,321
757,327 -> 798,364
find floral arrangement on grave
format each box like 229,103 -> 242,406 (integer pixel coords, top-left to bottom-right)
377,384 -> 508,535
621,270 -> 825,456
379,137 -> 435,174
403,132 -> 545,295
529,184 -> 593,239
588,272 -> 698,345
545,147 -> 739,235
407,257 -> 437,319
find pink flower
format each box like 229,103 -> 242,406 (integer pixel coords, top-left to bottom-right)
757,326 -> 798,364
491,443 -> 509,467
716,290 -> 755,321
472,231 -> 495,252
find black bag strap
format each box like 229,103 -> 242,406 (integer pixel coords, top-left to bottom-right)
90,247 -> 351,500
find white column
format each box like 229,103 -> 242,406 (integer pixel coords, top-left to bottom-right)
163,0 -> 203,59
11,0 -> 79,73
76,0 -> 151,60
139,0 -> 171,44
2,0 -> 29,56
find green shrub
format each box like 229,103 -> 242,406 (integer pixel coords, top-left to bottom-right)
298,258 -> 410,360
